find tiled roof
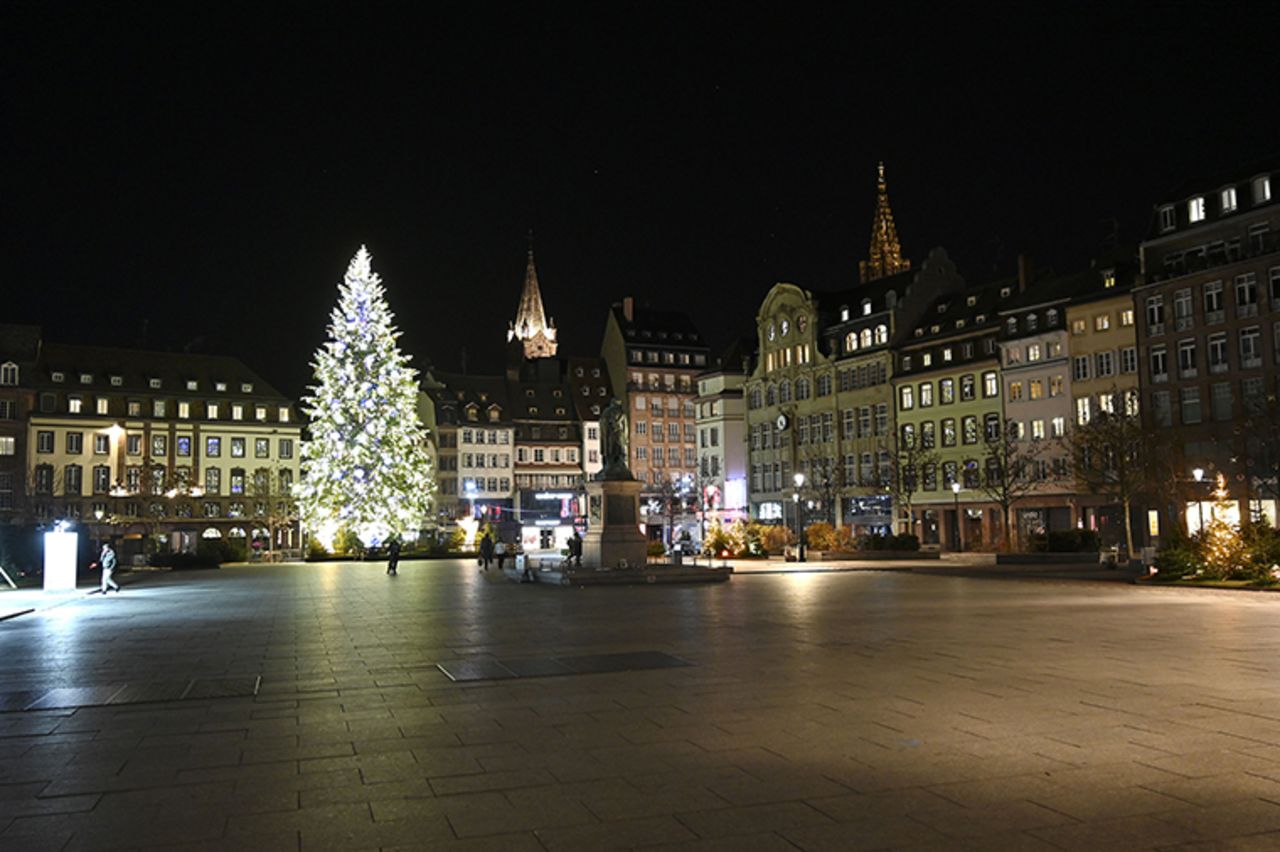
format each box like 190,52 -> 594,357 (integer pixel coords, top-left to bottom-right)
36,343 -> 287,399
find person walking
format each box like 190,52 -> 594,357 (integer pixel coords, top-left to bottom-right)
569,530 -> 583,567
386,537 -> 401,575
479,533 -> 494,571
495,539 -> 507,571
100,542 -> 120,594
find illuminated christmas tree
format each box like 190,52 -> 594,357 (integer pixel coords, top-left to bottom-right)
1200,472 -> 1246,579
297,246 -> 434,547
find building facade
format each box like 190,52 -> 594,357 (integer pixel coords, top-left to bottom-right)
1136,161 -> 1279,529
14,340 -> 302,559
695,340 -> 751,530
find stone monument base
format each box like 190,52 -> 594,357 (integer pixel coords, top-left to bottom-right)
582,477 -> 648,570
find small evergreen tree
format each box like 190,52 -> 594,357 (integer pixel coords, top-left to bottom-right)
1200,472 -> 1246,579
297,247 -> 434,546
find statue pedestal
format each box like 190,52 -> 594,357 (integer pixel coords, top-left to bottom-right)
582,478 -> 648,570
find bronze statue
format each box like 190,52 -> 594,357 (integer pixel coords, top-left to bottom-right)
598,397 -> 632,480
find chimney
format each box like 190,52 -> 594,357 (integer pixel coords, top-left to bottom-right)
622,296 -> 634,322
1017,254 -> 1033,293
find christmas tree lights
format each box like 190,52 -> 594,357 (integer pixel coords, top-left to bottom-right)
297,247 -> 434,547
1200,472 -> 1245,579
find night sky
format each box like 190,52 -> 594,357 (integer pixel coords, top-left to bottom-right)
5,4 -> 1276,399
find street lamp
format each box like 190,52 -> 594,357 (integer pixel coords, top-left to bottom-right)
951,480 -> 963,552
793,472 -> 806,562
1192,467 -> 1205,534
94,507 -> 104,551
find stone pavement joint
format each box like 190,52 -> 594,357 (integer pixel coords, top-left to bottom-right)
3,559 -> 1280,850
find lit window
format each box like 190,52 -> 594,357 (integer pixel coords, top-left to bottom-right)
68,397 -> 83,414
1103,271 -> 1116,289
231,404 -> 244,421
1255,175 -> 1272,204
178,401 -> 190,419
1221,186 -> 1238,213
1159,205 -> 1176,232
1120,309 -> 1134,327
1095,314 -> 1111,331
1071,319 -> 1087,335
80,373 -> 93,385
241,383 -> 254,393
110,375 -> 122,386
1188,197 -> 1205,223
186,380 -> 198,391
149,378 -> 162,389
255,406 -> 267,422
96,398 -> 109,415
207,402 -> 219,419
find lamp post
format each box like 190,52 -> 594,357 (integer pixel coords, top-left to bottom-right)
1192,467 -> 1205,534
94,507 -> 104,552
793,472 -> 806,562
951,480 -> 963,552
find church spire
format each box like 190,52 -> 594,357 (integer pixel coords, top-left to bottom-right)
859,161 -> 911,284
507,233 -> 558,358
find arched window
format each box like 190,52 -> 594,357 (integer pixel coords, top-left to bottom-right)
766,385 -> 777,406
202,527 -> 222,539
874,325 -> 888,345
795,378 -> 810,400
1007,317 -> 1018,334
779,380 -> 792,403
860,329 -> 873,348
816,374 -> 832,397
229,527 -> 247,538
0,362 -> 17,386
1046,309 -> 1059,326
1026,314 -> 1038,331
845,332 -> 858,352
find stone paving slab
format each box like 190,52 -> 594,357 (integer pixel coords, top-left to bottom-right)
3,560 -> 1280,849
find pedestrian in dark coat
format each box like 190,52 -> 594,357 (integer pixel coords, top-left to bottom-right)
386,538 -> 401,575
479,533 -> 495,570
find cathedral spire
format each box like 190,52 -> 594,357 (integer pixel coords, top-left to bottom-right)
859,161 -> 911,284
507,233 -> 558,358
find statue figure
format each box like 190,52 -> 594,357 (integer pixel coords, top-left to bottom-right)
597,397 -> 632,480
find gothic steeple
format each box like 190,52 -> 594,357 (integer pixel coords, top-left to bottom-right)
507,234 -> 558,358
858,162 -> 911,284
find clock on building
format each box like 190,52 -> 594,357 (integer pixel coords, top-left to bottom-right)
775,413 -> 789,431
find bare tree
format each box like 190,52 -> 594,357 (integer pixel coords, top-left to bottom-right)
251,466 -> 300,555
978,421 -> 1057,551
885,431 -> 940,535
1062,403 -> 1160,556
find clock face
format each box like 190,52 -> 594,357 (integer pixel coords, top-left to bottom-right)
775,413 -> 788,431
780,319 -> 790,337
768,323 -> 776,341
797,314 -> 808,333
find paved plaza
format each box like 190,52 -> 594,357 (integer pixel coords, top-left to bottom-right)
3,562 -> 1280,850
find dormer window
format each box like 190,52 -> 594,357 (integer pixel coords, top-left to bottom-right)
525,388 -> 535,397
186,380 -> 198,391
528,406 -> 538,415
1046,309 -> 1059,326
930,324 -> 940,333
1000,286 -> 1012,298
1221,187 -> 1238,214
936,303 -> 947,314
240,383 -> 253,393
1159,205 -> 1176,232
52,371 -> 65,383
149,378 -> 162,389
840,307 -> 849,321
1188,196 -> 1206,223
110,375 -> 123,386
966,295 -> 977,307
862,299 -> 872,316
975,314 -> 987,324
556,407 -> 566,415
1007,318 -> 1018,334
955,319 -> 966,329
215,382 -> 227,392
1255,175 -> 1273,204
279,407 -> 290,422
914,329 -> 923,338
79,373 -> 93,385
0,362 -> 17,386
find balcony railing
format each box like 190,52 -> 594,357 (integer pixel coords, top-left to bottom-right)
1153,372 -> 1169,383
1238,303 -> 1259,319
1205,309 -> 1225,325
1210,362 -> 1229,374
1175,316 -> 1194,331
1149,322 -> 1165,336
1149,232 -> 1280,283
1242,357 -> 1263,369
1180,367 -> 1198,379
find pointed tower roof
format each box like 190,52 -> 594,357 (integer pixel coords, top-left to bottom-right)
507,236 -> 558,358
859,162 -> 911,284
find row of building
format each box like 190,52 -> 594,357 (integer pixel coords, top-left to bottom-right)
4,157 -> 1275,557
